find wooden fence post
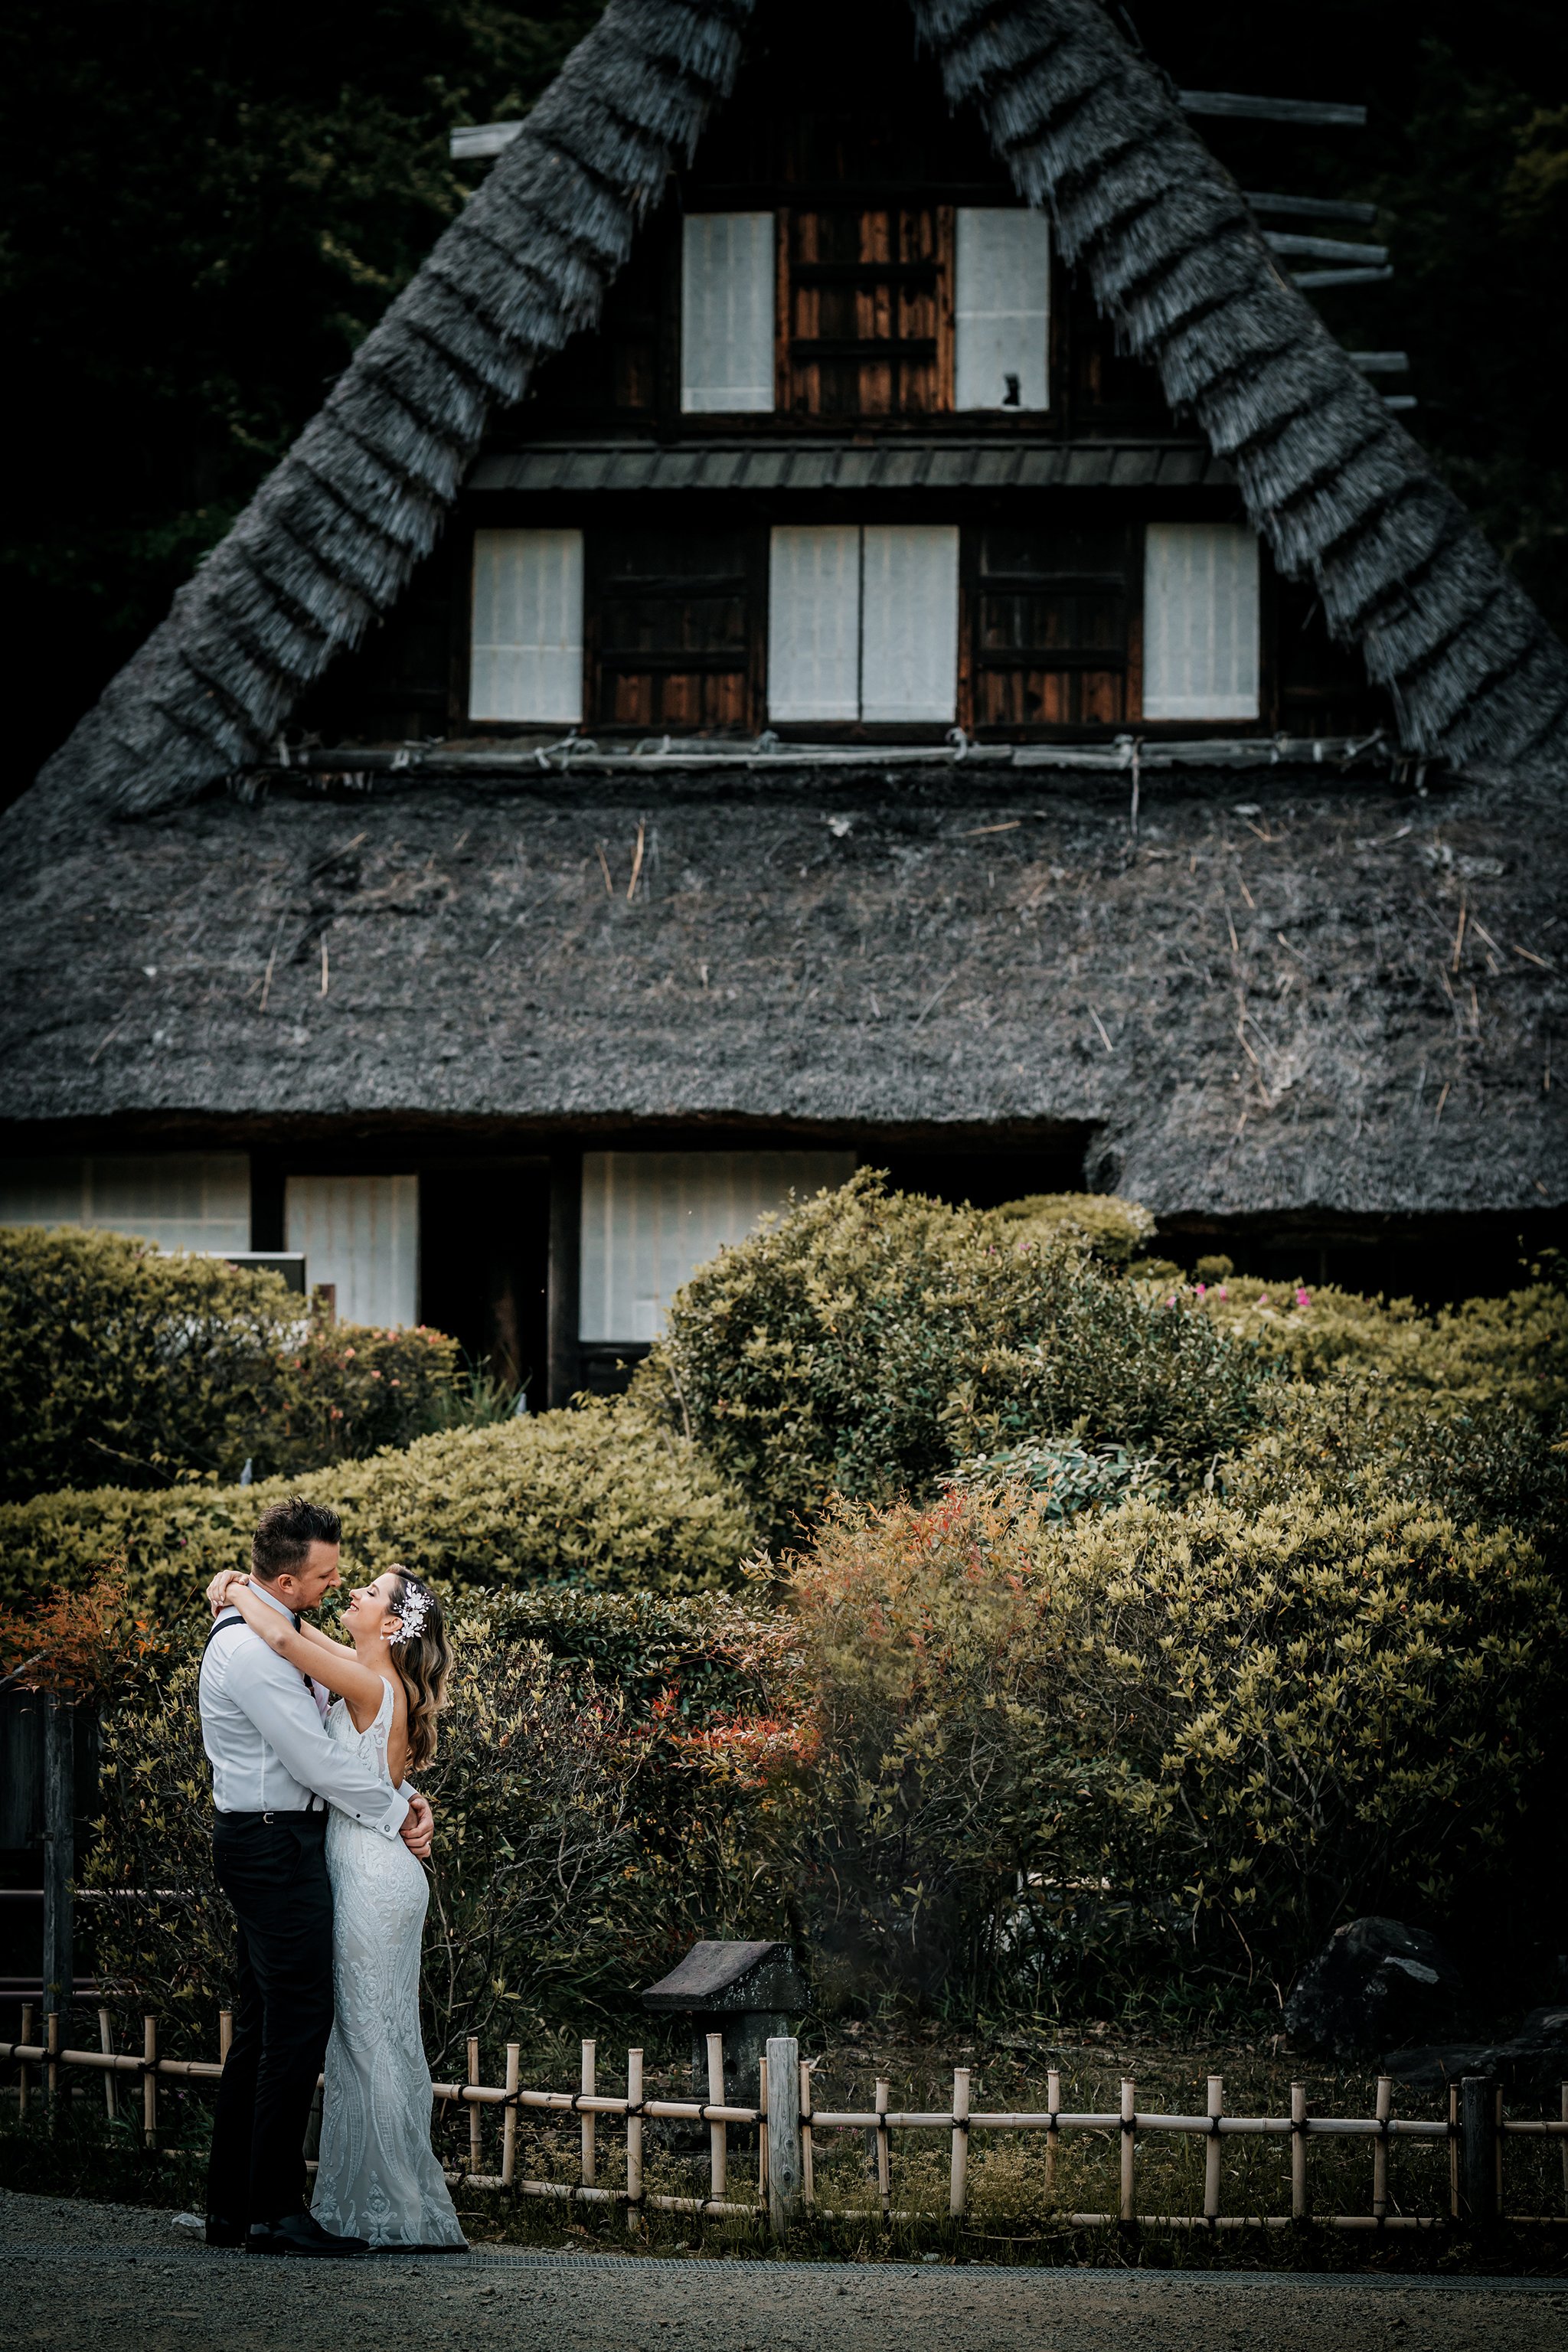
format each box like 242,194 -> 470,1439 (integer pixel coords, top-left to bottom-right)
625,2048 -> 644,2235
799,2055 -> 815,2212
765,2034 -> 802,2238
1045,2066 -> 1060,2203
142,2016 -> 158,2148
704,2030 -> 725,2202
18,2004 -> 33,2122
1119,2078 -> 1136,2223
582,2039 -> 597,2190
45,2011 -> 60,2112
501,2044 -> 520,2191
875,2077 -> 891,2220
1459,2074 -> 1498,2230
1204,2076 -> 1223,2223
1373,2076 -> 1392,2222
219,2010 -> 233,2067
1291,2082 -> 1308,2220
949,2066 -> 970,2220
98,2009 -> 117,2122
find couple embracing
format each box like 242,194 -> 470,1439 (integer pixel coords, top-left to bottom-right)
198,1494 -> 466,2256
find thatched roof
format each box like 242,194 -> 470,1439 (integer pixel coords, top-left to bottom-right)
2,755 -> 1561,1216
24,0 -> 1568,825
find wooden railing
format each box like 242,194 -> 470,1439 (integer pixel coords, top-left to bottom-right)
6,2007 -> 1567,2237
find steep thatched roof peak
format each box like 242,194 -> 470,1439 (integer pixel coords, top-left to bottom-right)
29,0 -> 1568,823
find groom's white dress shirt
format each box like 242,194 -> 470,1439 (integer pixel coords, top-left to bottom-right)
198,1583 -> 410,1839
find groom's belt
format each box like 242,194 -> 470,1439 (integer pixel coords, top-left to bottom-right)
215,1798 -> 327,1824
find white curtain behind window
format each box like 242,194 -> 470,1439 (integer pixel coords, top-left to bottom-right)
469,528 -> 583,723
1142,522 -> 1260,720
285,1175 -> 419,1327
0,1154 -> 251,1253
768,524 -> 958,723
767,525 -> 862,720
579,1152 -> 855,1343
954,209 -> 1050,410
681,213 -> 776,413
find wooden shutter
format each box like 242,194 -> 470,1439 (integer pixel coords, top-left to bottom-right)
1142,522 -> 1260,720
782,206 -> 952,416
469,528 -> 584,723
579,1151 -> 856,1343
284,1175 -> 419,1326
973,527 -> 1132,728
681,213 -> 776,413
767,525 -> 862,720
591,527 -> 755,730
861,525 -> 959,722
954,209 -> 1050,410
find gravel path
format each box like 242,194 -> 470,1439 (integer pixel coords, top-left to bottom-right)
3,2191 -> 1566,2351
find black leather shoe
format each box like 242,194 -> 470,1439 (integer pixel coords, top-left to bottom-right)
247,2212 -> 369,2258
205,2216 -> 247,2248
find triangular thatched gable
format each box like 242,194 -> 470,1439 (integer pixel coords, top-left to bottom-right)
32,0 -> 1568,819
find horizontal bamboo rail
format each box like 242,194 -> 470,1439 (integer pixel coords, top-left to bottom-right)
6,2015 -> 1567,2238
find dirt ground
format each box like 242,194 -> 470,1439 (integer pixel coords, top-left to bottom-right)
4,2190 -> 1566,2352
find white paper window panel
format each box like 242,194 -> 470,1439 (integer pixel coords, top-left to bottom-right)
0,1154 -> 251,1253
579,1151 -> 856,1344
954,209 -> 1050,411
1142,522 -> 1261,720
767,525 -> 862,720
681,213 -> 776,413
469,528 -> 583,723
284,1175 -> 419,1328
860,524 -> 959,722
767,525 -> 958,723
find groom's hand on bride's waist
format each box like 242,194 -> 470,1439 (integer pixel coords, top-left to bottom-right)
400,1794 -> 434,1859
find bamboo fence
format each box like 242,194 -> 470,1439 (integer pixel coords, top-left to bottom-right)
5,2007 -> 1567,2236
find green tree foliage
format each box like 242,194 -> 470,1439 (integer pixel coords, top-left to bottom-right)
776,1483 -> 1568,2014
0,0 -> 598,792
0,1400 -> 755,1610
0,1225 -> 469,1499
632,1172 -> 1267,1543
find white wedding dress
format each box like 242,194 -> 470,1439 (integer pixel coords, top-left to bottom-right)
311,1680 -> 466,2250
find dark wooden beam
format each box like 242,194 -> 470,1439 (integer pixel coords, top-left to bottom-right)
42,1696 -> 74,2027
547,1150 -> 582,1411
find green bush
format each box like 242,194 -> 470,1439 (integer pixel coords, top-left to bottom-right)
87,1587 -> 790,2059
631,1171 -> 1266,1543
0,1224 -> 469,1499
774,1481 -> 1568,2014
0,1400 -> 756,1611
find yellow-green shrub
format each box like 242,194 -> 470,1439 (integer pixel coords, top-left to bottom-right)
988,1190 -> 1157,1269
0,1400 -> 756,1610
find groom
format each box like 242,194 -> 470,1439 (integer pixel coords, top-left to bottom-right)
198,1494 -> 435,2257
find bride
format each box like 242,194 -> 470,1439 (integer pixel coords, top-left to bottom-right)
210,1561 -> 467,2252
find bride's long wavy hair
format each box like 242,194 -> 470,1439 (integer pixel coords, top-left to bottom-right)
386,1568 -> 452,1772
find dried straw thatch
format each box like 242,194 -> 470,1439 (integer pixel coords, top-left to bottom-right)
21,0 -> 1568,824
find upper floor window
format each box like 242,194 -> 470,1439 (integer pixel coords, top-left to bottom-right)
681,213 -> 776,413
677,205 -> 1052,420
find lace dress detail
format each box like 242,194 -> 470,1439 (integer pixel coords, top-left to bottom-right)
311,1681 -> 466,2249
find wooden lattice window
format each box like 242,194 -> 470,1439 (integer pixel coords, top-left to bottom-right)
588,528 -> 760,731
780,206 -> 953,417
970,526 -> 1134,730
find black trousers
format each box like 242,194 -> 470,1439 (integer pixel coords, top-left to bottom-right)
207,1810 -> 335,2227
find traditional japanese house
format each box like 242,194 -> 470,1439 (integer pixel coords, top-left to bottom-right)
2,0 -> 1564,1401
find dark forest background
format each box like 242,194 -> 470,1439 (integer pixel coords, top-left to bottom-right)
2,0 -> 1564,796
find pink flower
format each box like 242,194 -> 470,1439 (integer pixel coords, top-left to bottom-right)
1195,1282 -> 1207,1297
1257,1294 -> 1269,1308
1295,1287 -> 1312,1308
1216,1286 -> 1228,1300
344,1346 -> 356,1360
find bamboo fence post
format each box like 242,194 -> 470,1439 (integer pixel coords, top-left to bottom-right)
1045,2066 -> 1060,2204
581,2039 -> 597,2189
142,2016 -> 157,2148
875,2077 -> 892,2220
1459,2075 -> 1497,2229
1119,2079 -> 1136,2224
1204,2075 -> 1223,2223
467,2037 -> 482,2177
705,2030 -> 725,2201
1449,2081 -> 1459,2221
18,2004 -> 34,2122
765,2035 -> 801,2239
1372,2075 -> 1392,2222
501,2044 -> 520,2191
625,2049 -> 644,2236
1291,2082 -> 1308,2221
949,2067 -> 971,2220
757,2056 -> 769,2201
45,2010 -> 60,2110
1494,2082 -> 1505,2222
219,2010 -> 233,2067
799,2056 -> 815,2212
98,2009 -> 117,2122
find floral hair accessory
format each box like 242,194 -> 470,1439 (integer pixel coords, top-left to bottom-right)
389,1582 -> 430,1645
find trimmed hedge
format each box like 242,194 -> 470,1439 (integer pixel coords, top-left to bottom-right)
0,1223 -> 469,1499
0,1400 -> 756,1609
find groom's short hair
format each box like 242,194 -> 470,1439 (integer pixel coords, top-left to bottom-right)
252,1495 -> 343,1583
